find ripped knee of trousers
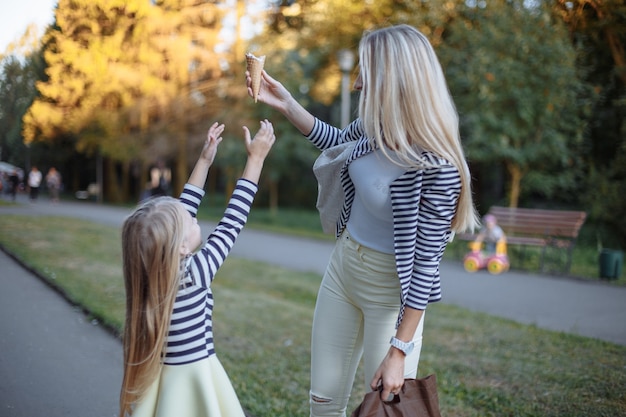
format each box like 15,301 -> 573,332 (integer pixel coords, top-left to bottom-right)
310,391 -> 348,417
310,393 -> 332,404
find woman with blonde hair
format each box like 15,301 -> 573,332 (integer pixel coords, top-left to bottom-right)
119,120 -> 276,417
246,24 -> 479,416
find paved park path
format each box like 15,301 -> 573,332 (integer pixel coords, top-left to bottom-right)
1,195 -> 625,417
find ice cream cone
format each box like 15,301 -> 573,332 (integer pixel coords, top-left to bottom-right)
246,52 -> 265,103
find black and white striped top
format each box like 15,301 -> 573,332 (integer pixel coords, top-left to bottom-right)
163,179 -> 258,365
306,118 -> 461,320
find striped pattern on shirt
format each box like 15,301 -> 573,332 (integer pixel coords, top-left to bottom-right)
163,179 -> 258,365
306,118 -> 461,319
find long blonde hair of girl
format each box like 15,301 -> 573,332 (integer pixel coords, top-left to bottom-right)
358,24 -> 479,233
119,197 -> 186,417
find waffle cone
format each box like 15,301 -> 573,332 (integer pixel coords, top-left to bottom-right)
246,53 -> 265,102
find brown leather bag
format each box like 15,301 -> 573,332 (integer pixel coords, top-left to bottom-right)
351,375 -> 442,417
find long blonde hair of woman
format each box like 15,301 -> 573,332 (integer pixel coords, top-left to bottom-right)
358,24 -> 479,233
119,197 -> 186,416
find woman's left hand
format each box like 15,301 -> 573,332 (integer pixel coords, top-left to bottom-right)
370,347 -> 406,401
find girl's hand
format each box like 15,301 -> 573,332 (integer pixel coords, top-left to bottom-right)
200,122 -> 225,165
243,119 -> 276,162
240,120 -> 276,184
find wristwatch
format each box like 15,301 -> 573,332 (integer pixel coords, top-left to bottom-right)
389,336 -> 414,356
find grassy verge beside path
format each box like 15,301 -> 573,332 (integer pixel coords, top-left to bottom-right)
0,214 -> 625,416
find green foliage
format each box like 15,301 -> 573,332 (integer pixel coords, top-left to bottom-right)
24,0 -> 151,150
0,50 -> 45,165
16,0 -> 236,201
553,0 -> 626,248
263,0 -> 457,105
582,162 -> 626,249
440,0 -> 587,207
23,0 -> 227,158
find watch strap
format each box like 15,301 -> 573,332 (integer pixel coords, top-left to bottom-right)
389,336 -> 414,355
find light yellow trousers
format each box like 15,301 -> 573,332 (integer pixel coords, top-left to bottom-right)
309,230 -> 424,417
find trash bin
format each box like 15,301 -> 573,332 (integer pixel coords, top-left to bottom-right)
599,249 -> 623,280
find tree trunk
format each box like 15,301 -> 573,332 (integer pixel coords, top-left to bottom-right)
140,160 -> 148,201
104,157 -> 122,203
506,161 -> 523,208
175,129 -> 187,197
269,179 -> 278,215
589,1 -> 626,85
224,167 -> 235,203
120,161 -> 130,202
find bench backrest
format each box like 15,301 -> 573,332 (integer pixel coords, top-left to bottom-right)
488,206 -> 587,239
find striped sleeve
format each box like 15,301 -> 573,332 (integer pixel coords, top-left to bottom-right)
189,178 -> 258,288
179,183 -> 205,217
305,117 -> 364,150
407,163 -> 461,310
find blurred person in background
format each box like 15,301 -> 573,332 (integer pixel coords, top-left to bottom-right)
46,167 -> 62,203
28,166 -> 42,202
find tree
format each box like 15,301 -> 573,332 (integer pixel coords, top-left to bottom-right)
134,0 -> 227,197
22,0 -> 160,201
440,0 -> 588,208
553,0 -> 626,247
0,55 -> 42,165
251,0 -> 449,211
260,0 -> 586,210
22,0 -> 228,201
0,27 -> 46,167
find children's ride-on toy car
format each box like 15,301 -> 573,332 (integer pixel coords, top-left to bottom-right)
463,241 -> 509,275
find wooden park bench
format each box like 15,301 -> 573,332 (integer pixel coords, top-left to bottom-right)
457,206 -> 587,274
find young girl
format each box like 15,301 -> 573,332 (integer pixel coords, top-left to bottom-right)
119,120 -> 276,417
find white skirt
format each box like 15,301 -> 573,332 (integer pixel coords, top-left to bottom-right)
132,355 -> 246,417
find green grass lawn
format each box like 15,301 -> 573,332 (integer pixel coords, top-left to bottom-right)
0,214 -> 625,416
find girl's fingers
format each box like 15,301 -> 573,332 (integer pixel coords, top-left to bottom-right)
208,122 -> 225,141
242,126 -> 251,145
